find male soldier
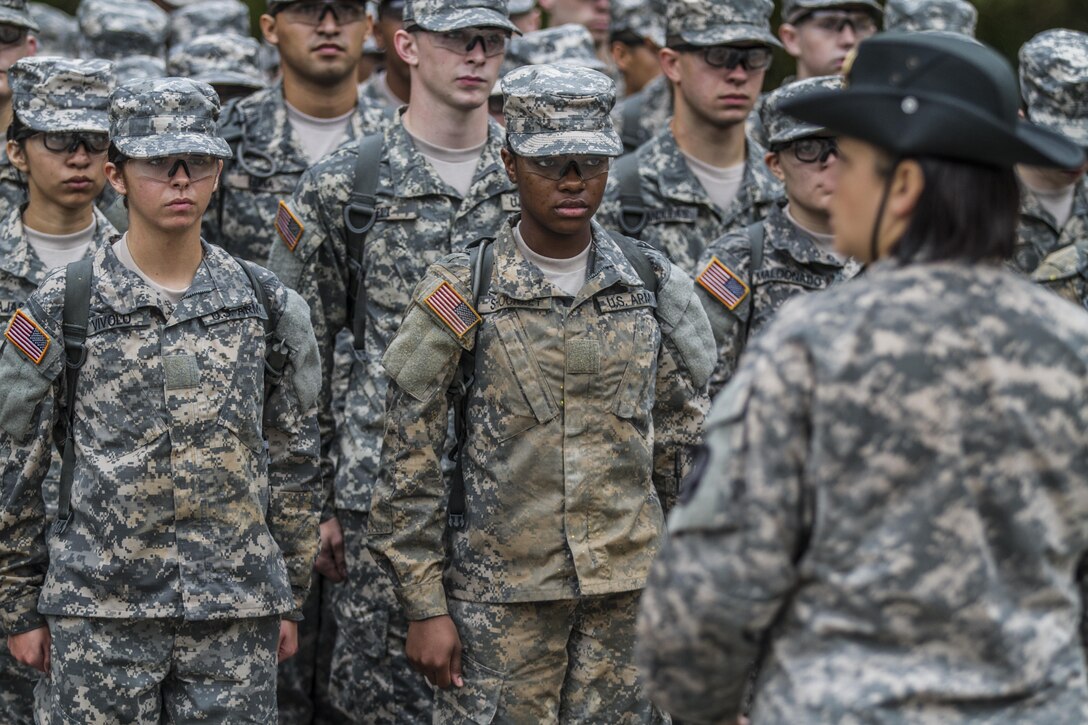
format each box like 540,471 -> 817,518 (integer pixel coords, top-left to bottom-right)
367,61 -> 712,722
168,34 -> 267,105
883,0 -> 977,35
0,0 -> 36,218
167,0 -> 252,47
268,1 -> 519,721
695,76 -> 859,397
508,0 -> 540,34
537,0 -> 611,66
610,0 -> 664,96
597,0 -> 783,274
609,0 -> 669,153
26,3 -> 73,57
76,0 -> 169,61
358,0 -> 410,110
1014,30 -> 1088,278
207,0 -> 386,263
777,0 -> 881,80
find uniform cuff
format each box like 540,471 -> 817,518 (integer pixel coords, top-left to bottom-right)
0,592 -> 44,635
397,580 -> 448,621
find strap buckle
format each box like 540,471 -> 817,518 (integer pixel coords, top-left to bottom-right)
618,194 -> 648,236
344,197 -> 377,235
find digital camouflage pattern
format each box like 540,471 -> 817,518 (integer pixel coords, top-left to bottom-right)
666,0 -> 780,48
1019,29 -> 1088,148
508,0 -> 533,13
27,3 -> 75,57
611,73 -> 671,154
168,0 -> 251,47
612,0 -> 666,47
440,592 -> 667,722
37,615 -> 280,723
0,151 -> 25,221
502,63 -> 622,157
779,0 -> 882,22
0,241 -> 321,635
367,219 -> 713,620
1013,178 -> 1088,275
637,261 -> 1088,724
758,75 -> 840,147
503,24 -> 606,75
77,0 -> 168,61
0,0 -> 37,32
884,0 -> 978,36
597,126 -> 784,273
1031,223 -> 1088,302
168,34 -> 266,92
112,54 -> 167,84
403,0 -> 519,34
10,57 -> 113,134
110,77 -> 232,159
276,576 -> 341,724
207,83 -> 387,263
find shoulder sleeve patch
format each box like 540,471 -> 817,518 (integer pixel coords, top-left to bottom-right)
697,257 -> 749,310
5,309 -> 51,365
423,281 -> 480,339
275,200 -> 304,253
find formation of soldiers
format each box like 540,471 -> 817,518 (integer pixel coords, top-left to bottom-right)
0,0 -> 1079,722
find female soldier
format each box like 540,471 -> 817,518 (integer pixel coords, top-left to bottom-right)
637,33 -> 1088,724
0,77 -> 322,723
367,63 -> 714,722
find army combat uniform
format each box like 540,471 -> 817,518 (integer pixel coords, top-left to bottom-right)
883,0 -> 978,35
611,73 -> 671,155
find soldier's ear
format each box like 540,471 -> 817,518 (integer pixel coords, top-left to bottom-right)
104,162 -> 126,196
6,140 -> 26,173
212,160 -> 223,192
259,14 -> 279,46
501,147 -> 518,184
393,28 -> 419,67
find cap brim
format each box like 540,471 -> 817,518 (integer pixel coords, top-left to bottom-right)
0,9 -> 38,32
680,25 -> 782,49
507,129 -> 623,157
193,71 -> 265,90
786,0 -> 882,22
770,123 -> 832,146
1027,109 -> 1088,150
20,109 -> 110,134
114,132 -> 232,159
782,88 -> 1086,169
411,8 -> 520,35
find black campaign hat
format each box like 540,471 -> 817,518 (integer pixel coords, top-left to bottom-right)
781,32 -> 1086,169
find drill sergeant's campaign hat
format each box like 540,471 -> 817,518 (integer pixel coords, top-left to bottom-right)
612,0 -> 666,48
782,32 -> 1085,169
403,0 -> 519,35
667,0 -> 781,49
780,0 -> 882,24
168,0 -> 251,47
884,0 -> 976,36
28,3 -> 73,54
109,77 -> 232,159
1019,29 -> 1088,149
168,33 -> 265,90
760,75 -> 842,147
502,63 -> 622,157
78,0 -> 168,61
113,54 -> 167,83
10,57 -> 113,133
0,0 -> 38,32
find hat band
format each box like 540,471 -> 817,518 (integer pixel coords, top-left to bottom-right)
113,114 -> 218,138
505,117 -> 611,134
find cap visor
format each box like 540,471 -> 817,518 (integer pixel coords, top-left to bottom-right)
680,25 -> 782,49
0,9 -> 38,32
507,129 -> 623,158
21,109 -> 110,135
770,123 -> 832,146
413,8 -> 520,35
194,71 -> 265,90
114,132 -> 232,159
1027,109 -> 1088,150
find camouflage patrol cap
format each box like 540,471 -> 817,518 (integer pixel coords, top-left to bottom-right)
78,0 -> 168,61
612,0 -> 666,48
403,0 -> 519,35
884,0 -> 976,36
780,0 -> 882,23
10,57 -> 113,134
168,34 -> 265,90
502,63 -> 622,157
28,3 -> 75,55
760,75 -> 841,146
168,0 -> 251,47
113,54 -> 167,83
1019,30 -> 1088,148
0,0 -> 38,32
508,0 -> 533,13
505,24 -> 606,72
667,0 -> 781,49
109,77 -> 231,159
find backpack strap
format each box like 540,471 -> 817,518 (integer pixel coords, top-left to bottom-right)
620,94 -> 644,153
613,153 -> 648,237
235,257 -> 289,401
55,258 -> 93,534
741,220 -> 766,344
606,230 -> 659,295
344,133 -> 385,351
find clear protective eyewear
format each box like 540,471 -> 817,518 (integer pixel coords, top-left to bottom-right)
676,44 -> 773,72
128,155 -> 220,183
275,1 -> 367,26
428,29 -> 510,57
0,24 -> 26,46
800,10 -> 879,36
785,137 -> 839,164
523,154 -> 610,181
39,132 -> 111,155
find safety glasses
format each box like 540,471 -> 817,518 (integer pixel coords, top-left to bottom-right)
782,137 -> 838,164
128,155 -> 220,183
523,154 -> 610,181
797,10 -> 879,37
38,132 -> 111,155
427,29 -> 509,57
0,24 -> 27,46
274,1 -> 367,26
675,44 -> 773,72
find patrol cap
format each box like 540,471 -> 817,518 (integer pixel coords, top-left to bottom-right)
782,33 -> 1086,169
113,54 -> 167,83
666,0 -> 781,49
780,0 -> 882,23
760,75 -> 842,146
403,0 -> 519,35
1019,30 -> 1088,148
168,0 -> 251,47
168,34 -> 265,90
508,0 -> 533,13
612,0 -> 666,48
28,3 -> 75,55
502,63 -> 622,157
505,24 -> 606,72
0,0 -> 38,33
109,77 -> 232,159
10,57 -> 113,134
884,0 -> 976,36
78,0 -> 168,61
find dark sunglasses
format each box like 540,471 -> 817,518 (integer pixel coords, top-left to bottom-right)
673,44 -> 773,72
37,132 -> 111,155
0,24 -> 26,46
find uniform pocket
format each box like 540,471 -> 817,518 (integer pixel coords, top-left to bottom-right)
434,654 -> 505,725
477,313 -> 558,443
609,311 -> 660,437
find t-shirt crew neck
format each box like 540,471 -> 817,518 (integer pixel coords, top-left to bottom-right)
514,222 -> 590,297
113,234 -> 191,305
24,217 -> 95,270
403,118 -> 486,198
285,100 -> 355,166
681,150 -> 746,212
1023,179 -> 1076,229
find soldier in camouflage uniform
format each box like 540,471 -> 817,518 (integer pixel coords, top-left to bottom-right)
610,0 -> 664,98
508,0 -> 539,34
777,0 -> 881,81
637,32 -> 1088,724
76,0 -> 169,61
26,3 -> 74,57
0,0 -> 38,220
0,55 -> 116,725
168,34 -> 266,105
167,0 -> 252,47
597,0 -> 783,274
884,0 -> 977,35
269,1 -> 520,720
0,76 -> 321,723
366,62 -> 712,723
609,0 -> 669,153
358,0 -> 410,111
1013,30 -> 1088,277
695,76 -> 860,397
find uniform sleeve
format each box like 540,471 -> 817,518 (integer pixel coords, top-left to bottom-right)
1078,554 -> 1088,654
262,285 -> 323,615
636,329 -> 813,723
692,236 -> 754,399
366,262 -> 472,621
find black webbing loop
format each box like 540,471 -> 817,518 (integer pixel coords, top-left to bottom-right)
55,258 -> 93,534
613,153 -> 648,236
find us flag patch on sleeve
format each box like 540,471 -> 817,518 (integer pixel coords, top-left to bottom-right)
424,282 -> 481,338
5,309 -> 50,364
697,257 -> 750,310
276,200 -> 304,252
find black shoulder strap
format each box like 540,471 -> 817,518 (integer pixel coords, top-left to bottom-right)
620,94 -> 644,153
606,231 -> 658,294
613,152 -> 648,236
345,133 -> 385,350
235,257 -> 289,401
741,220 -> 765,344
55,258 -> 93,534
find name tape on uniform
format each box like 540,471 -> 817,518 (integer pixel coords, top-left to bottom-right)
5,309 -> 50,364
697,257 -> 749,310
276,201 -> 304,253
424,281 -> 481,338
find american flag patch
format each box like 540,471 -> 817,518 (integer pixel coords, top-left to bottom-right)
276,200 -> 304,252
697,257 -> 749,310
5,309 -> 50,364
424,282 -> 480,338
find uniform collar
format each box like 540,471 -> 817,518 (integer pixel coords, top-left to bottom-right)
766,202 -> 846,268
1019,175 -> 1087,232
0,206 -> 116,285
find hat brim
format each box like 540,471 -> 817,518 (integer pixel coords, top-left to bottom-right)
1027,108 -> 1088,150
679,25 -> 782,49
193,71 -> 265,90
410,8 -> 521,35
507,129 -> 623,158
769,123 -> 832,146
0,8 -> 38,33
782,88 -> 1086,169
114,132 -> 232,159
19,109 -> 110,134
785,0 -> 882,22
